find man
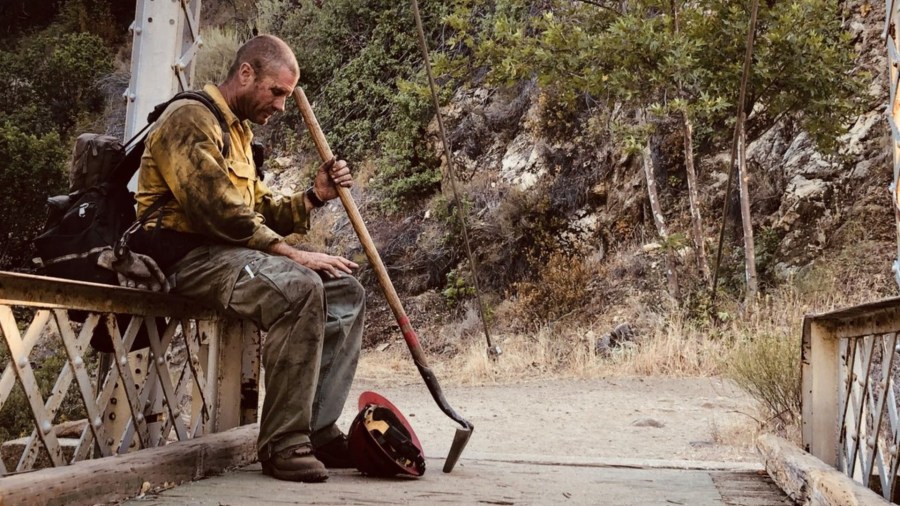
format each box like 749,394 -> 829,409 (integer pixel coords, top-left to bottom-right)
135,35 -> 364,483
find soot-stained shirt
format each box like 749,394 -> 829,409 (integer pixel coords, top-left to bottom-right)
136,84 -> 309,251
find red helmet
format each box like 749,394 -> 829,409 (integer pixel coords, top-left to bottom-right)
348,391 -> 426,477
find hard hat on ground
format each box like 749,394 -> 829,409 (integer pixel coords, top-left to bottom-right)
348,391 -> 426,477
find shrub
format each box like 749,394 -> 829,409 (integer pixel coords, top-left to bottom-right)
257,0 -> 448,208
0,30 -> 113,136
195,26 -> 244,86
724,332 -> 801,427
0,123 -> 67,269
515,250 -> 594,326
441,269 -> 475,304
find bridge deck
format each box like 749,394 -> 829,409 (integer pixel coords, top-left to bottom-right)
124,378 -> 792,505
128,458 -> 790,505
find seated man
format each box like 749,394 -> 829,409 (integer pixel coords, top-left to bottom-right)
135,34 -> 364,483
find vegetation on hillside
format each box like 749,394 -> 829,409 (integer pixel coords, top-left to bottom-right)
0,0 -> 884,436
0,3 -> 122,268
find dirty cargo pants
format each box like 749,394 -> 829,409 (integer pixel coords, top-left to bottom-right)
166,244 -> 365,460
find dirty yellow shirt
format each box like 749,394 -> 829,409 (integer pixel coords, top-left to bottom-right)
136,84 -> 308,251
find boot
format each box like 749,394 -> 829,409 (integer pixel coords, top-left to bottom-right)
314,434 -> 354,469
261,443 -> 328,482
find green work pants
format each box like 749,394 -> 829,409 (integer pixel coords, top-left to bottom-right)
166,244 -> 365,460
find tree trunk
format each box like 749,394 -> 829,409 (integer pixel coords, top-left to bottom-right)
642,142 -> 679,299
682,113 -> 710,283
737,114 -> 758,302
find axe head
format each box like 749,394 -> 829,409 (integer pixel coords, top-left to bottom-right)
442,422 -> 473,473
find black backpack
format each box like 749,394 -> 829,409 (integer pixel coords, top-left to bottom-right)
33,90 -> 231,352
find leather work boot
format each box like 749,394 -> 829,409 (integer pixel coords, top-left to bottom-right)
314,434 -> 354,469
261,443 -> 329,482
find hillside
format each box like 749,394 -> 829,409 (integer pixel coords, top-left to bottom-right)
255,0 -> 895,354
0,0 -> 892,428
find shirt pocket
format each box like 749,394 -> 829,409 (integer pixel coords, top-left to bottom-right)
226,160 -> 257,207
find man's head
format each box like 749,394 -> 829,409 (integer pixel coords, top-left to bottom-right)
220,35 -> 299,125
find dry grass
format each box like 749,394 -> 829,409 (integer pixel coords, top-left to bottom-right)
359,248 -> 891,403
194,26 -> 243,85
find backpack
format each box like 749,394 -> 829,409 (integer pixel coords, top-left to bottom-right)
68,133 -> 125,193
33,90 -> 231,352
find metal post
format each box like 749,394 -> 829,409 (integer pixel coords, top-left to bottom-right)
802,320 -> 842,466
124,0 -> 203,186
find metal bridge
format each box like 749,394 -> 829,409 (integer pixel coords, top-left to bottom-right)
1,0 -> 900,504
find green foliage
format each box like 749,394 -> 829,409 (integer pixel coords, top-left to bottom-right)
659,232 -> 690,253
0,30 -> 113,136
0,123 -> 67,268
0,11 -> 113,270
372,80 -> 443,211
725,332 -> 801,425
443,0 -> 863,153
442,269 -> 476,303
259,0 -> 447,208
684,0 -> 865,152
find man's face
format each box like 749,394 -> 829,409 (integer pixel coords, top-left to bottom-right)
238,63 -> 299,125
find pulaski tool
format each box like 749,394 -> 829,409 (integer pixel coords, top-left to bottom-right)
292,87 -> 473,473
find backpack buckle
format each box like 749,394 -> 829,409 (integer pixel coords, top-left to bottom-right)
115,220 -> 143,259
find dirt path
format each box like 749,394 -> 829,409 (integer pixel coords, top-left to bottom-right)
340,376 -> 760,465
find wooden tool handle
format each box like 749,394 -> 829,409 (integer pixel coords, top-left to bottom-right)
292,88 -> 425,358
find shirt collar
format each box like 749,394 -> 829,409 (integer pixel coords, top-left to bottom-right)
203,84 -> 242,128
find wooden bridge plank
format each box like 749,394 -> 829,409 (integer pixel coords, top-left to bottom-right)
758,433 -> 890,505
0,424 -> 257,506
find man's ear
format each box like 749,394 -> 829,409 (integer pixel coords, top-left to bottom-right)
237,62 -> 255,86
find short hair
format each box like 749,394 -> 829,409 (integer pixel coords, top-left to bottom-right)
225,35 -> 299,81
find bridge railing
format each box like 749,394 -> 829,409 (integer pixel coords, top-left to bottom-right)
0,271 -> 259,476
802,297 -> 900,501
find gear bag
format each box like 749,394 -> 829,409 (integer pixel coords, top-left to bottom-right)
33,90 -> 232,352
68,134 -> 126,194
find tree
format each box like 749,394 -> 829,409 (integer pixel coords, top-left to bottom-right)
0,123 -> 67,269
0,30 -> 113,136
439,0 -> 862,297
257,0 -> 449,209
0,22 -> 114,270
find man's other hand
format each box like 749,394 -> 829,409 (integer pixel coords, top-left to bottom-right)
268,241 -> 358,278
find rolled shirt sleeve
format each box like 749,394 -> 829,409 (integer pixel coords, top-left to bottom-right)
255,182 -> 311,237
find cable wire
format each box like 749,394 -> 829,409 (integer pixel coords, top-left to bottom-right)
409,0 -> 500,358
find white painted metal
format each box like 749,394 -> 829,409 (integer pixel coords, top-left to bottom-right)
0,275 -> 253,477
803,302 -> 900,500
124,0 -> 203,189
54,312 -> 113,459
806,321 -> 841,466
0,307 -> 66,468
146,318 -> 189,442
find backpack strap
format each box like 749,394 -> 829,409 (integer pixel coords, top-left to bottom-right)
147,90 -> 232,159
108,90 -> 233,187
114,193 -> 173,258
